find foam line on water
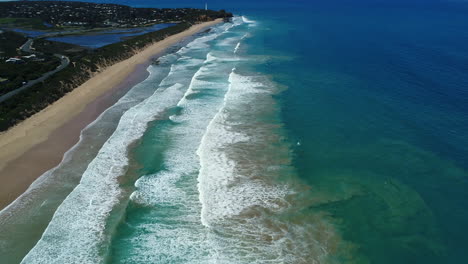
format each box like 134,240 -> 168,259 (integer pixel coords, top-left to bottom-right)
22,17 -> 338,264
131,50 -> 240,208
20,29 -> 229,263
114,19 -> 311,263
118,16 -> 338,263
241,16 -> 256,24
177,20 -> 237,55
197,69 -> 289,227
112,30 -> 245,263
234,42 -> 241,54
194,69 -> 341,263
20,82 -> 188,264
130,49 -> 239,207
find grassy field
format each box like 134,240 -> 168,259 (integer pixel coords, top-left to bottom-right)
0,17 -> 49,30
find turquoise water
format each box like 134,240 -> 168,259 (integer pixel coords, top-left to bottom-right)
270,5 -> 468,263
1,1 -> 468,263
20,18 -> 331,263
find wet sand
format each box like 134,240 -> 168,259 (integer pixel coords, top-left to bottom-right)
0,19 -> 223,210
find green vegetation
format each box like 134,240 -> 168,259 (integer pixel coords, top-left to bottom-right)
34,39 -> 88,57
0,57 -> 61,96
0,31 -> 62,96
0,31 -> 26,57
0,22 -> 194,131
0,17 -> 48,30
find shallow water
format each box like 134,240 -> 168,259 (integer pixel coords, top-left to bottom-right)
46,23 -> 176,48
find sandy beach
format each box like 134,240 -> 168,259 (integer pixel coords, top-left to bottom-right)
0,19 -> 223,210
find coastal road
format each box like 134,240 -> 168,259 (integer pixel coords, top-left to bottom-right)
0,40 -> 70,103
20,38 -> 34,53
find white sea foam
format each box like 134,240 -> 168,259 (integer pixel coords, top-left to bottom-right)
205,52 -> 243,64
232,16 -> 245,26
21,80 -> 188,264
20,25 -> 230,263
131,41 -> 241,211
120,66 -> 334,263
242,16 -> 256,24
193,69 -> 338,263
112,17 -> 324,263
197,70 -> 290,227
217,36 -> 241,47
126,16 -> 335,264
21,16 -> 334,264
234,42 -> 241,54
206,52 -> 217,63
177,23 -> 231,55
114,24 -> 247,263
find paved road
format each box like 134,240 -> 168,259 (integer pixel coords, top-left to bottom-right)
19,38 -> 34,53
0,39 -> 70,103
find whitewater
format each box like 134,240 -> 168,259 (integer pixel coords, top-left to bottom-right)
18,17 -> 340,264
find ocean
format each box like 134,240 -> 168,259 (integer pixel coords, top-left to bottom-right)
1,0 -> 468,263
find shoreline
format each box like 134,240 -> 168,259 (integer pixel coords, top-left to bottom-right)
0,19 -> 223,210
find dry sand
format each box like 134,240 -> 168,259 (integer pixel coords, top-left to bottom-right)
0,19 -> 223,210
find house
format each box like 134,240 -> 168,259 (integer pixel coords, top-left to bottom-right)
5,58 -> 25,64
22,54 -> 37,59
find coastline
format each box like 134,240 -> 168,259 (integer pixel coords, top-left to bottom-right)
0,18 -> 223,210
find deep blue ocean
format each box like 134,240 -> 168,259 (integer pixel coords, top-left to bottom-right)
1,0 -> 467,263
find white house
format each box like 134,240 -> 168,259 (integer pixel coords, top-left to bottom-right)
5,58 -> 24,64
